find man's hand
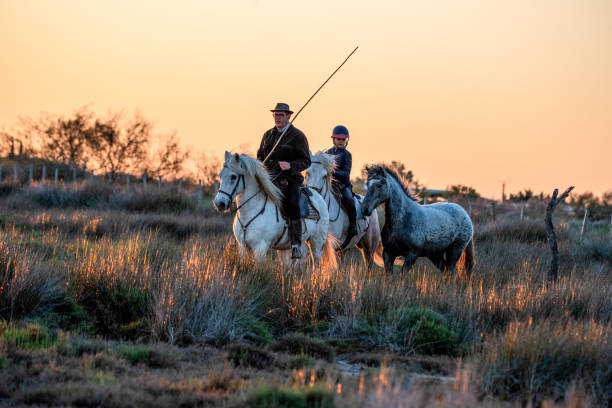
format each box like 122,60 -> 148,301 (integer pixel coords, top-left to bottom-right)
278,161 -> 291,171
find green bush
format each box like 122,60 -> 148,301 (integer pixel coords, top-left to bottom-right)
227,343 -> 274,369
3,323 -> 57,350
375,306 -> 462,355
243,386 -> 334,408
273,333 -> 334,361
77,286 -> 150,340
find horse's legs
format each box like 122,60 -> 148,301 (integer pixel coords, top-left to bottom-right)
383,249 -> 397,274
444,243 -> 465,274
428,252 -> 447,272
250,240 -> 271,261
402,252 -> 418,272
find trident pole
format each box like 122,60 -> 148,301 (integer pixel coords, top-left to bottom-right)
263,46 -> 359,164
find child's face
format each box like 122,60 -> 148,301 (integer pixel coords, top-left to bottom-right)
333,137 -> 347,148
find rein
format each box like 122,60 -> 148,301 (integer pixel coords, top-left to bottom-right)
309,161 -> 341,222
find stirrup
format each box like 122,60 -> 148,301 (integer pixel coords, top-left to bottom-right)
291,244 -> 302,259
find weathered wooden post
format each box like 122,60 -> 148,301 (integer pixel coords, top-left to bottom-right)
178,178 -> 183,194
546,186 -> 574,281
72,168 -> 77,183
13,163 -> 18,184
0,164 -> 3,183
142,174 -> 147,189
54,168 -> 59,184
198,179 -> 204,208
42,165 -> 46,182
580,206 -> 588,242
158,176 -> 162,190
520,203 -> 525,222
126,174 -> 131,194
28,163 -> 33,185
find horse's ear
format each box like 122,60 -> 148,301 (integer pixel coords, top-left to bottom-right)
233,153 -> 240,162
224,151 -> 230,162
375,166 -> 385,176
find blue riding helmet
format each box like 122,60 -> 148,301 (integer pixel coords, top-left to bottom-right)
331,125 -> 349,139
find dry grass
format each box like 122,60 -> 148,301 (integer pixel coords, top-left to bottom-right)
0,186 -> 610,406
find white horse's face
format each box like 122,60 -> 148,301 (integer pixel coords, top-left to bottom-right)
213,153 -> 245,212
306,161 -> 328,192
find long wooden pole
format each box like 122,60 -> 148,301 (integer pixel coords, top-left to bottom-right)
263,46 -> 359,164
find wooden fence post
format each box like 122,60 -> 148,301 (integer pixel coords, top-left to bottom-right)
178,178 -> 183,194
580,206 -> 588,242
158,176 -> 162,190
198,179 -> 204,208
468,201 -> 472,217
42,165 -> 46,182
520,203 -> 525,222
72,168 -> 77,183
0,164 -> 3,183
54,168 -> 59,184
142,174 -> 147,189
13,163 -> 18,184
126,174 -> 131,194
28,163 -> 33,184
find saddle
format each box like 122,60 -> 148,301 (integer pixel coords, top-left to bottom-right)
331,189 -> 365,220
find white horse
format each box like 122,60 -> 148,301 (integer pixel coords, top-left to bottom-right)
213,152 -> 336,266
306,152 -> 382,269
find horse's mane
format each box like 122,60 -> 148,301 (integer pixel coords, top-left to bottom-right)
310,151 -> 335,191
224,153 -> 283,207
368,164 -> 418,201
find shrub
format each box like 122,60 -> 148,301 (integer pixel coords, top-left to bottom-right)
273,333 -> 334,361
370,307 -> 462,355
2,323 -> 57,350
243,386 -> 334,408
477,319 -> 611,405
227,343 -> 275,369
0,238 -> 65,321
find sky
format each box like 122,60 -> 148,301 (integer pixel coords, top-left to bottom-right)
1,0 -> 610,199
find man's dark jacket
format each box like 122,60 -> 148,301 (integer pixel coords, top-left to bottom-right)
257,124 -> 311,184
325,147 -> 352,188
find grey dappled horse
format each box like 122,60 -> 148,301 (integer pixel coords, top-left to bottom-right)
361,165 -> 475,275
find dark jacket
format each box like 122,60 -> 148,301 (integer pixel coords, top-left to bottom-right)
326,146 -> 352,188
257,124 -> 311,184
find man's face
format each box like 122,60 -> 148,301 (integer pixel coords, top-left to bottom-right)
273,111 -> 290,129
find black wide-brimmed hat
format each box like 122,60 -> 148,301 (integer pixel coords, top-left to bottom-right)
270,102 -> 293,114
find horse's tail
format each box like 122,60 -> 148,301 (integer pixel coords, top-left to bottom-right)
460,238 -> 476,276
322,233 -> 338,270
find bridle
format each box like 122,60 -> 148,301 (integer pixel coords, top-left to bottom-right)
216,165 -> 245,203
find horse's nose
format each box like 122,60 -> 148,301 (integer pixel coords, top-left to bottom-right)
214,200 -> 225,211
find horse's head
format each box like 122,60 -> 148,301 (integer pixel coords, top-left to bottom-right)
306,152 -> 334,194
213,151 -> 246,212
361,165 -> 389,216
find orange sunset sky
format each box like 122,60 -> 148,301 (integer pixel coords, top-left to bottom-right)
1,0 -> 610,199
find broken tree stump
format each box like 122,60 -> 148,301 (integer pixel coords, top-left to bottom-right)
545,186 -> 574,281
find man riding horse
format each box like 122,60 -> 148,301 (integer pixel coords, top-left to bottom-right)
257,102 -> 311,259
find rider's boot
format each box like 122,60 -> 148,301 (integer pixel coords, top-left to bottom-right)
346,202 -> 358,240
289,219 -> 303,259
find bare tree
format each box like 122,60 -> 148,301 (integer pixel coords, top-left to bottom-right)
89,112 -> 150,180
546,186 -> 574,281
40,108 -> 94,168
144,133 -> 190,179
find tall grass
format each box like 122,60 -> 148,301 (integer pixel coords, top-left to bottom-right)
0,186 -> 610,405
